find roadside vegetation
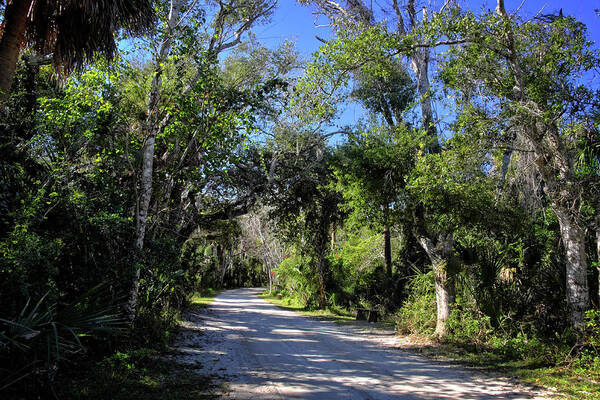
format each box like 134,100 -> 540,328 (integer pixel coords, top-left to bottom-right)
1,0 -> 599,399
260,292 -> 356,324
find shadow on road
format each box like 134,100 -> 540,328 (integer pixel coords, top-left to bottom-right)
175,288 -> 543,400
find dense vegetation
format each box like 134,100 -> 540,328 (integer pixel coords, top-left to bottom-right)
1,0 -> 599,398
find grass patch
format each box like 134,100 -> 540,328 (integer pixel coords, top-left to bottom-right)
400,335 -> 600,400
190,288 -> 221,308
60,348 -> 220,400
259,292 -> 354,323
259,292 -> 397,329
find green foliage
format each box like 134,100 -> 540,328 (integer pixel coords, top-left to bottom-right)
407,134 -> 497,234
329,228 -> 402,309
396,270 -> 436,335
574,310 -> 600,374
2,2 -> 600,399
274,253 -> 320,308
332,125 -> 419,230
0,286 -> 124,393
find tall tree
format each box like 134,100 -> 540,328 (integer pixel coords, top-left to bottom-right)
263,129 -> 340,309
437,0 -> 599,327
332,126 -> 416,277
127,0 -> 277,318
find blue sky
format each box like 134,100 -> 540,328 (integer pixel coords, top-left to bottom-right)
253,1 -> 600,137
257,0 -> 599,55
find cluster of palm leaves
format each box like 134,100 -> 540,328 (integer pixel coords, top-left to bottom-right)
0,284 -> 125,391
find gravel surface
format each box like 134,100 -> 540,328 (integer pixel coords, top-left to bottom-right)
174,288 -> 552,399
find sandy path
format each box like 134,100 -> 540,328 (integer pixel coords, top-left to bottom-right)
174,288 -> 551,399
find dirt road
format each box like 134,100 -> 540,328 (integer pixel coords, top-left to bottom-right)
174,288 -> 550,399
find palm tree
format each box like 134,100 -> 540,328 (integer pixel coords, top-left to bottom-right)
0,0 -> 154,103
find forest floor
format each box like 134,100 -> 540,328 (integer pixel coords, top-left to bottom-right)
171,288 -> 555,399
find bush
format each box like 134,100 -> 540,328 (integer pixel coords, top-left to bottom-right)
446,308 -> 491,344
573,309 -> 600,374
273,253 -> 320,308
396,270 -> 436,335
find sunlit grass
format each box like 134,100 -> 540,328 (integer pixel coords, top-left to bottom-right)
190,288 -> 221,308
258,292 -> 397,328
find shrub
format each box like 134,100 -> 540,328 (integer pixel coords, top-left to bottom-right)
573,309 -> 600,374
273,253 -> 320,308
396,270 -> 436,335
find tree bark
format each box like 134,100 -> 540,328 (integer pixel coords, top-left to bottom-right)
552,207 -> 589,325
384,225 -> 392,277
417,233 -> 455,337
0,0 -> 33,105
528,106 -> 589,330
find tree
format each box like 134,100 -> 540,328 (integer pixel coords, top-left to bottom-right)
407,130 -> 498,336
262,129 -> 340,309
332,125 -> 416,277
437,0 -> 600,327
300,0 -> 463,335
126,0 -> 276,318
0,0 -> 154,103
305,0 -> 442,152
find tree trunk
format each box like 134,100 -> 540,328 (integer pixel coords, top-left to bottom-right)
530,124 -> 589,328
330,221 -> 336,251
315,217 -> 329,309
126,1 -> 182,320
417,233 -> 455,337
411,51 -> 439,152
267,262 -> 273,294
0,0 -> 33,105
553,207 -> 589,327
498,147 -> 513,188
433,258 -> 455,337
316,252 -> 327,308
384,225 -> 392,277
405,2 -> 440,154
525,126 -> 590,328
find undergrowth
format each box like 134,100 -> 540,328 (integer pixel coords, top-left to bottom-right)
396,271 -> 600,399
59,348 -> 219,400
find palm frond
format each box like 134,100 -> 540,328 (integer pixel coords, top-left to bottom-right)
26,0 -> 155,71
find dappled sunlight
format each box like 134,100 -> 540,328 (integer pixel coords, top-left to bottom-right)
172,288 -> 547,399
